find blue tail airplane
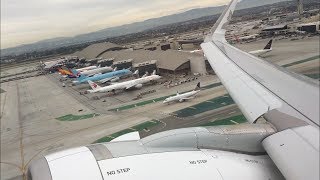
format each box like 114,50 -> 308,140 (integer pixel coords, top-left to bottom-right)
72,69 -> 132,85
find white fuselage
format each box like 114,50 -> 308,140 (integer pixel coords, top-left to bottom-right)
238,34 -> 258,41
89,75 -> 161,93
80,66 -> 113,76
76,66 -> 97,72
249,49 -> 272,56
163,90 -> 200,103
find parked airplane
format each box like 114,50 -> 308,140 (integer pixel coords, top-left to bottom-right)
41,58 -> 66,70
72,69 -> 132,85
57,68 -> 71,76
87,70 -> 161,93
28,0 -> 319,179
76,65 -> 98,72
72,66 -> 113,77
57,68 -> 79,78
163,82 -> 200,103
238,34 -> 259,41
248,39 -> 273,56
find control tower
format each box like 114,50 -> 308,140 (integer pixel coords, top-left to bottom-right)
297,0 -> 303,15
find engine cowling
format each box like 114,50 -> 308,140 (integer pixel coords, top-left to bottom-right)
135,84 -> 143,89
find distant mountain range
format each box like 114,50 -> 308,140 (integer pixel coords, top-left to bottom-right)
1,0 -> 291,57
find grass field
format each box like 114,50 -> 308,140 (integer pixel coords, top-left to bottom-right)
56,113 -> 99,121
282,55 -> 320,68
173,94 -> 234,117
93,120 -> 161,143
201,115 -> 247,126
109,82 -> 222,111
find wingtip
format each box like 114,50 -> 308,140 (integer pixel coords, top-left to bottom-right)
206,0 -> 239,42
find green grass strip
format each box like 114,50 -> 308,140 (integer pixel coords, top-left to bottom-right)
56,113 -> 99,121
109,82 -> 222,111
282,55 -> 320,68
304,73 -> 320,79
174,94 -> 234,118
93,120 -> 160,143
201,114 -> 247,126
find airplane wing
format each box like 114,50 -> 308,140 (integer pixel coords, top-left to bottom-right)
98,76 -> 118,84
87,73 -> 101,77
125,83 -> 137,90
201,0 -> 319,179
179,97 -> 195,102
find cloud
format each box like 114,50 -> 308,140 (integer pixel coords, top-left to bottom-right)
1,0 -> 229,48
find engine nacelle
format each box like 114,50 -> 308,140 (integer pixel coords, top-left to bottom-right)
135,84 -> 143,89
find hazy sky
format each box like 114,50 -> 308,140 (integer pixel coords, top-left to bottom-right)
1,0 -> 229,49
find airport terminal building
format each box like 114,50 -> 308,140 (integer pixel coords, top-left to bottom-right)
73,42 -> 207,75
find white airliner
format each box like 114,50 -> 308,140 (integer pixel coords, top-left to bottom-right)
248,39 -> 273,56
75,66 -> 113,77
28,0 -> 319,180
76,65 -> 98,72
163,82 -> 200,103
238,34 -> 259,41
87,70 -> 161,93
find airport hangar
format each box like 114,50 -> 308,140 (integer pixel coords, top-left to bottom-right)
72,42 -> 210,76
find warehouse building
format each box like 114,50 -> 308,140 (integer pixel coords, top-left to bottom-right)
73,42 -> 207,75
97,58 -> 114,67
260,24 -> 289,36
73,42 -> 126,59
297,22 -> 320,33
133,60 -> 158,77
99,49 -> 206,75
113,59 -> 133,70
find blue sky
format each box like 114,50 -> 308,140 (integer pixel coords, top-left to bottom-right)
1,0 -> 229,48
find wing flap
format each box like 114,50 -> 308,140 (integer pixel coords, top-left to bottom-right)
201,42 -> 282,123
262,125 -> 319,180
217,41 -> 319,125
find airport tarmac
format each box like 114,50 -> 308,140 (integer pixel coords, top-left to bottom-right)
1,36 -> 319,180
235,36 -> 319,65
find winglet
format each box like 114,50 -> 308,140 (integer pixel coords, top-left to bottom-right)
152,70 -> 156,75
205,0 -> 239,42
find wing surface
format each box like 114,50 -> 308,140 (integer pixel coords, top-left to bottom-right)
201,0 -> 319,179
99,77 -> 117,84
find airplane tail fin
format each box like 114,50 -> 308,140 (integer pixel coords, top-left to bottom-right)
152,70 -> 156,75
263,39 -> 273,50
88,80 -> 101,90
142,71 -> 149,78
73,69 -> 87,80
194,82 -> 201,90
133,70 -> 139,75
57,68 -> 64,74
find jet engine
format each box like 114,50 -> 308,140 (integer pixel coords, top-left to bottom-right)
135,84 -> 143,89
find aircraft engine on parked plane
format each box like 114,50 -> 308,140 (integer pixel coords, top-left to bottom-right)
135,84 -> 143,89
